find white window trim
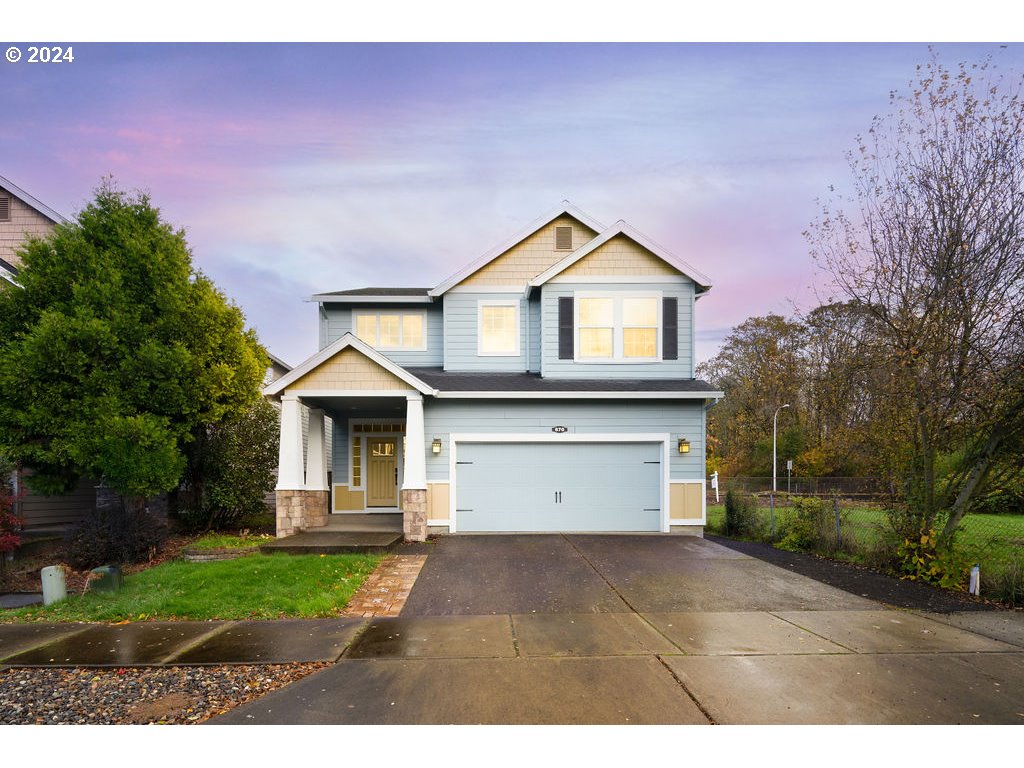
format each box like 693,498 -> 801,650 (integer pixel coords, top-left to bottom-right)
573,291 -> 662,363
477,300 -> 521,357
352,310 -> 428,352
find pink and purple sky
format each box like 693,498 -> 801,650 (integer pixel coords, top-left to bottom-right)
5,41 -> 1021,368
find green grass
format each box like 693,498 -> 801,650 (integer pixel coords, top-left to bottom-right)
188,532 -> 274,550
707,502 -> 1024,569
1,553 -> 384,623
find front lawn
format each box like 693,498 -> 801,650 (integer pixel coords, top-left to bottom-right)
1,552 -> 383,623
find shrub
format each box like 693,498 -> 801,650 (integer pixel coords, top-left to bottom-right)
894,526 -> 968,590
177,399 -> 279,532
778,495 -> 835,553
63,503 -> 169,569
988,555 -> 1024,607
724,489 -> 761,538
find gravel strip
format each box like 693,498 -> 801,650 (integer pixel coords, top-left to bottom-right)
0,663 -> 328,724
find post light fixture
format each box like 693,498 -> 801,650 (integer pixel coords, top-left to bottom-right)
677,438 -> 691,455
773,404 -> 790,493
431,438 -> 442,455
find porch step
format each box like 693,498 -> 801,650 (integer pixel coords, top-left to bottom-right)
260,531 -> 403,555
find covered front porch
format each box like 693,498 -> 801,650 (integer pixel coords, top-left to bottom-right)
264,334 -> 438,542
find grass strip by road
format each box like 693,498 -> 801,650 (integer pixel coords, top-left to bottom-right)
1,553 -> 384,623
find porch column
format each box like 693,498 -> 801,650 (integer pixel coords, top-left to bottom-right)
402,394 -> 428,542
306,408 -> 328,491
275,395 -> 308,538
277,395 -> 305,490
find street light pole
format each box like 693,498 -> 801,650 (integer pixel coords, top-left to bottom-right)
773,404 -> 790,493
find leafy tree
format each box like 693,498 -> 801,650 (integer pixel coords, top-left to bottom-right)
0,182 -> 267,505
806,52 -> 1024,540
697,314 -> 807,475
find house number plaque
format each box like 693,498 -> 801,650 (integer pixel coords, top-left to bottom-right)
551,426 -> 568,433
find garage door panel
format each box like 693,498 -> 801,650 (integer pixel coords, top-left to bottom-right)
455,441 -> 662,533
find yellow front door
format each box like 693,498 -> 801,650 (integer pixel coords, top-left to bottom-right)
367,438 -> 398,507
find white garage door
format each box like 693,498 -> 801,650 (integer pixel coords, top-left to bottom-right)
454,441 -> 663,532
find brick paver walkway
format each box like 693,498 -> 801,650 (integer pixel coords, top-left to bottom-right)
343,555 -> 427,617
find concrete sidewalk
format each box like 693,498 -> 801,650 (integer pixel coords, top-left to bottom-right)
0,619 -> 365,666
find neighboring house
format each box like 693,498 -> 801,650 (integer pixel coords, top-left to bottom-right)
264,202 -> 723,541
0,175 -> 98,530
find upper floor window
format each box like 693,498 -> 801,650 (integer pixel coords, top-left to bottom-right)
478,300 -> 520,356
576,293 -> 660,361
354,311 -> 427,351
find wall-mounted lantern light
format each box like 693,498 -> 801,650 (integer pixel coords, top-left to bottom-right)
678,438 -> 691,455
431,438 -> 443,455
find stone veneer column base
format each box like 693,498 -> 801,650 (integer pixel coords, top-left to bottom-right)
401,488 -> 428,542
275,490 -> 330,538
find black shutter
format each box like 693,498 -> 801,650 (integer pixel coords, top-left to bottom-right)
662,297 -> 678,360
558,296 -> 574,359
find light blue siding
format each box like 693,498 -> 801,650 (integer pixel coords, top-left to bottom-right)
442,293 -> 528,372
456,442 -> 662,532
527,293 -> 541,373
320,302 -> 443,367
422,399 -> 706,482
539,282 -> 695,379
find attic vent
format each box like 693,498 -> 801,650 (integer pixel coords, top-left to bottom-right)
555,226 -> 573,250
0,196 -> 9,222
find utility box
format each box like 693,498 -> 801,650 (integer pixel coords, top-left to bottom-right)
89,565 -> 122,593
40,565 -> 67,605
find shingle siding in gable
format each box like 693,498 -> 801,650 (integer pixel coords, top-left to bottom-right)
456,215 -> 598,288
0,193 -> 58,266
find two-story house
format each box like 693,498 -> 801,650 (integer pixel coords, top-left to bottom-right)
264,203 -> 722,541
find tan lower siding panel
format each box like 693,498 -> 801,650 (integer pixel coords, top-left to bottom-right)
669,483 -> 703,520
426,483 -> 449,520
333,485 -> 366,511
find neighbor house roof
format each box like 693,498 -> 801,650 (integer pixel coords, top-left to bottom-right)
0,256 -> 19,286
0,174 -> 70,225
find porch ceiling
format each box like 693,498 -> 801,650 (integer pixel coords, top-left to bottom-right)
298,394 -> 409,415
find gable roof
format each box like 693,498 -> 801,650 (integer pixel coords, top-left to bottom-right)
311,287 -> 433,304
263,332 -> 436,398
428,201 -> 604,297
0,174 -> 70,225
0,257 -> 19,287
529,220 -> 713,294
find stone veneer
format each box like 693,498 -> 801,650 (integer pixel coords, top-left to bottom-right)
275,490 -> 329,538
401,488 -> 428,542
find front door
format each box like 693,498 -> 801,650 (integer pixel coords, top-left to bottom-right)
367,438 -> 398,507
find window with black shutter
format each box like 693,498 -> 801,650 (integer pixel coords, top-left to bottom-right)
662,297 -> 678,360
558,296 -> 574,359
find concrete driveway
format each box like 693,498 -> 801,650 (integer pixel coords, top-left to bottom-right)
215,534 -> 1024,725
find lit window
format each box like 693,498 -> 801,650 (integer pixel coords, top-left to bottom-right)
576,293 -> 661,361
479,302 -> 519,356
353,311 -> 427,350
578,297 -> 613,358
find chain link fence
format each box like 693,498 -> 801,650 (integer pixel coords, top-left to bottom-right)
705,476 -> 1024,606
